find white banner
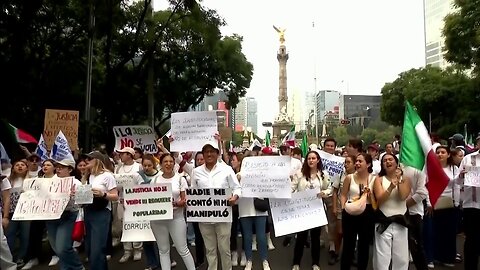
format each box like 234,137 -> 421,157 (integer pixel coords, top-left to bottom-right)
114,174 -> 140,188
121,220 -> 156,242
123,183 -> 173,222
270,189 -> 328,237
170,111 -> 218,152
185,188 -> 232,222
317,150 -> 345,184
465,166 -> 480,187
240,156 -> 292,199
12,177 -> 73,220
113,125 -> 158,154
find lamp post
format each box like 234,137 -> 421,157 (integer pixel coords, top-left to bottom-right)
84,0 -> 95,151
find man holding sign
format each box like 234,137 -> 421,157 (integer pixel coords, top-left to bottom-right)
191,141 -> 241,270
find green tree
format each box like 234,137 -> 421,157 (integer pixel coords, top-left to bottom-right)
443,0 -> 480,77
332,126 -> 349,147
360,128 -> 377,146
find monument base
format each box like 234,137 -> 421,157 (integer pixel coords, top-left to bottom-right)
272,120 -> 294,145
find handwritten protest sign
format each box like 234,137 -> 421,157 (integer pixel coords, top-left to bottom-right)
123,183 -> 173,222
44,109 -> 79,150
121,220 -> 156,242
465,166 -> 480,187
240,156 -> 291,199
170,111 -> 218,152
114,174 -> 140,188
317,150 -> 345,183
113,126 -> 158,154
12,177 -> 73,220
75,184 -> 93,204
185,188 -> 232,222
269,189 -> 328,237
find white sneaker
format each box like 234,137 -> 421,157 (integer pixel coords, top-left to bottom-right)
292,265 -> 300,270
48,256 -> 59,266
263,260 -> 271,270
171,260 -> 177,267
244,261 -> 253,270
252,237 -> 257,251
231,251 -> 238,266
133,250 -> 142,261
190,242 -> 196,247
119,253 -> 131,263
21,259 -> 39,270
106,255 -> 111,261
428,262 -> 434,269
267,237 -> 275,250
313,265 -> 321,270
240,252 -> 247,266
112,238 -> 121,247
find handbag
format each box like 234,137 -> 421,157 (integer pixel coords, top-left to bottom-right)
344,193 -> 368,215
434,196 -> 454,210
253,198 -> 270,212
72,209 -> 85,242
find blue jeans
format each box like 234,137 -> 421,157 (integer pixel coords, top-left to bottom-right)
423,214 -> 434,263
46,211 -> 84,270
84,208 -> 111,270
143,241 -> 160,269
186,223 -> 195,243
5,217 -> 30,262
240,216 -> 268,261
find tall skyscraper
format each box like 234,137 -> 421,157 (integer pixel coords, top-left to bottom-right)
424,0 -> 455,68
246,97 -> 258,134
316,90 -> 340,127
234,97 -> 258,133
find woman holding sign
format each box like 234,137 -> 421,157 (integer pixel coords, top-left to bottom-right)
290,150 -> 332,270
150,153 -> 195,270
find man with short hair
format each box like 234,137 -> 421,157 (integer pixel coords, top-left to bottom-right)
323,138 -> 337,155
191,142 -> 241,270
346,139 -> 363,156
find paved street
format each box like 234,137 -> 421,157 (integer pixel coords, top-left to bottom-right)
30,235 -> 466,270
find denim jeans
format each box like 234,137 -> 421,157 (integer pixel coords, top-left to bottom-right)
143,241 -> 160,269
84,208 -> 111,270
423,214 -> 434,263
5,217 -> 30,262
46,211 -> 84,270
186,223 -> 195,243
240,216 -> 268,261
0,212 -> 17,270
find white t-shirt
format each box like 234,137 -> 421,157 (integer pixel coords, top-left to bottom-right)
152,173 -> 187,219
290,157 -> 303,176
116,162 -> 141,174
88,171 -> 117,210
0,178 -> 11,191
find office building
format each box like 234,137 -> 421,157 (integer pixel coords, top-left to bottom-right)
234,97 -> 258,133
339,95 -> 381,128
315,90 -> 340,127
424,0 -> 455,68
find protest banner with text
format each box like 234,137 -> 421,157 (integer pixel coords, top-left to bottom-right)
170,111 -> 218,152
121,220 -> 156,242
12,177 -> 73,220
113,125 -> 158,154
465,166 -> 480,187
317,150 -> 345,183
44,109 -> 79,150
123,183 -> 173,222
240,156 -> 292,199
185,188 -> 232,222
269,189 -> 328,237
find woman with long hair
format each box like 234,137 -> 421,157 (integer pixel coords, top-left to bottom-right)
340,153 -> 375,270
373,154 -> 411,270
149,153 -> 195,270
82,151 -> 118,270
290,151 -> 332,270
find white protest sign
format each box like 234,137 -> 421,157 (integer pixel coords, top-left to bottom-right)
12,177 -> 73,220
317,150 -> 345,183
240,156 -> 292,199
170,111 -> 218,152
123,183 -> 173,222
114,174 -> 140,188
113,125 -> 158,154
121,220 -> 156,242
464,166 -> 480,187
185,188 -> 232,222
269,189 -> 328,237
75,184 -> 93,204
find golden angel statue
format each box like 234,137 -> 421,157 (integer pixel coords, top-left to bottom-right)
273,25 -> 286,44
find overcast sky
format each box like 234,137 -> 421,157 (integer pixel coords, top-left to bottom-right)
155,0 -> 426,136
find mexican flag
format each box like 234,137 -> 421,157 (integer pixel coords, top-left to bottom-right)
399,101 -> 449,207
8,123 -> 38,144
282,126 -> 295,147
300,132 -> 308,157
265,130 -> 271,147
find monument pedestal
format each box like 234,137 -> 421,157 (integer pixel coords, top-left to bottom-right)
272,120 -> 294,144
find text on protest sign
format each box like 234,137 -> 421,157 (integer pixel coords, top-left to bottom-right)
170,111 -> 218,152
123,184 -> 173,222
465,166 -> 480,187
113,125 -> 158,154
185,188 -> 232,222
317,150 -> 345,183
269,189 -> 328,237
75,184 -> 94,205
44,109 -> 79,150
121,220 -> 156,242
12,177 -> 73,221
240,156 -> 292,199
114,174 -> 140,188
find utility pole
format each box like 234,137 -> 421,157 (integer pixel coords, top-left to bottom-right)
84,0 -> 95,151
146,0 -> 155,128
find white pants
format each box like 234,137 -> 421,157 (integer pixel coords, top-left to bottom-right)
373,223 -> 409,270
150,218 -> 195,270
199,222 -> 232,270
0,212 -> 17,270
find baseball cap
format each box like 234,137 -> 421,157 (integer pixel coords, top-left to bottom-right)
449,133 -> 464,141
56,159 -> 76,168
261,146 -> 273,155
82,151 -> 110,166
116,147 -> 135,156
201,141 -> 219,153
367,144 -> 379,152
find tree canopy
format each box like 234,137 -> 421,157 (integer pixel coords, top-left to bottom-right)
0,0 -> 253,151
